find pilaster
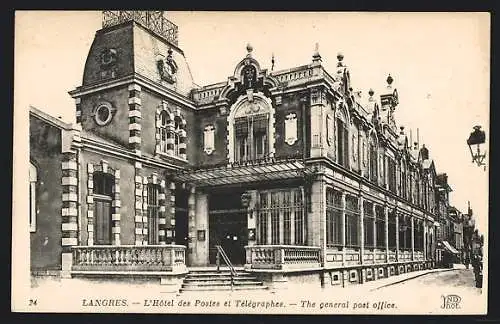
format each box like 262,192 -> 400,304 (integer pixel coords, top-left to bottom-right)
187,186 -> 196,265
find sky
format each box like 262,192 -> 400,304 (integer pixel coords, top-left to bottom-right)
14,11 -> 490,235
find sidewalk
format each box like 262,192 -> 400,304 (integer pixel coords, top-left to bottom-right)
364,267 -> 456,291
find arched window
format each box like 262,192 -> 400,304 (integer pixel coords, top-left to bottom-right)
233,102 -> 270,162
401,160 -> 407,199
93,172 -> 114,245
336,108 -> 349,167
157,108 -> 187,159
159,110 -> 169,153
369,134 -> 378,183
174,116 -> 182,157
29,162 -> 37,232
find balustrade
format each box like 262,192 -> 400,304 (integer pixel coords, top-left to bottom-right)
72,245 -> 187,273
245,245 -> 321,270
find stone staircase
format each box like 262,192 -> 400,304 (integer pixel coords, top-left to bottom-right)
180,268 -> 268,292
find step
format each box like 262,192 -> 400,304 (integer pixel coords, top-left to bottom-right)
182,281 -> 264,287
180,286 -> 269,292
184,277 -> 259,283
186,273 -> 255,278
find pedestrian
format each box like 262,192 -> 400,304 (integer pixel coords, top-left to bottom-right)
471,255 -> 483,288
464,252 -> 470,270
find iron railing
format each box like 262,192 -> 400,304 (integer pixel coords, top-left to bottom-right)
215,245 -> 238,290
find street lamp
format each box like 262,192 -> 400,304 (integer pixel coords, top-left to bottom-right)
467,126 -> 487,168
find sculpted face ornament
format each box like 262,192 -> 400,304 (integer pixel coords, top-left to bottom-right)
242,65 -> 257,89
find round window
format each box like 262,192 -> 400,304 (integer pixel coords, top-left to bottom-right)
95,104 -> 113,126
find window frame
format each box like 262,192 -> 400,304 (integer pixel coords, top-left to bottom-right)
29,162 -> 37,232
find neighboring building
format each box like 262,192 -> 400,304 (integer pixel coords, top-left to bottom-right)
448,206 -> 464,262
30,11 -> 457,289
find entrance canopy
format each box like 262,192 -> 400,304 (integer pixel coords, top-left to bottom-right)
442,240 -> 460,254
174,158 -> 313,187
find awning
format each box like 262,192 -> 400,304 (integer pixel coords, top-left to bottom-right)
442,240 -> 460,254
174,159 -> 313,187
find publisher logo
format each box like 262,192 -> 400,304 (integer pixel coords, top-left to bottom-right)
441,294 -> 461,309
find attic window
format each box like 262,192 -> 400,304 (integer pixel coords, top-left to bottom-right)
94,102 -> 114,126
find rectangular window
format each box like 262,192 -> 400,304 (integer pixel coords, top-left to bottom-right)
326,189 -> 342,247
94,197 -> 112,245
270,192 -> 280,244
406,219 -> 412,250
160,127 -> 167,153
293,190 -> 305,245
29,182 -> 36,232
375,206 -> 386,248
388,159 -> 397,193
257,192 -> 268,244
388,213 -> 397,249
147,184 -> 160,245
363,201 -> 375,248
283,191 -> 291,245
257,188 -> 305,246
369,145 -> 378,183
345,196 -> 359,248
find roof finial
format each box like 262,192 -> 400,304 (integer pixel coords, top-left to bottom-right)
312,42 -> 322,60
246,43 -> 253,57
336,52 -> 345,68
387,74 -> 394,88
271,52 -> 275,71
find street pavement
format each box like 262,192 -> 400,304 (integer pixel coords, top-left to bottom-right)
375,268 -> 482,295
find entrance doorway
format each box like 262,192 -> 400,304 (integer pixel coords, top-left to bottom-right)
175,186 -> 189,247
209,211 -> 248,265
208,190 -> 248,265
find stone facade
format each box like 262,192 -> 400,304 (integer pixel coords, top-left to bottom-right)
29,11 -> 459,286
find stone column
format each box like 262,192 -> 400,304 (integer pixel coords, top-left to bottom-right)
395,212 -> 399,262
423,221 -> 427,261
384,206 -> 389,262
359,196 -> 365,283
307,178 -> 326,264
187,186 -> 196,266
411,216 -> 415,261
372,204 -> 377,250
359,196 -> 365,265
341,192 -> 346,266
194,191 -> 209,266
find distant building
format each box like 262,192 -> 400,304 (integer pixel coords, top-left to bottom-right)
30,11 -> 465,289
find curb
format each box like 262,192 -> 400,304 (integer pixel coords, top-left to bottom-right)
370,268 -> 458,291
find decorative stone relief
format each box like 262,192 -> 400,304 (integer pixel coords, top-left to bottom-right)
157,48 -> 178,84
284,113 -> 298,145
204,125 -> 215,155
326,114 -> 334,146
